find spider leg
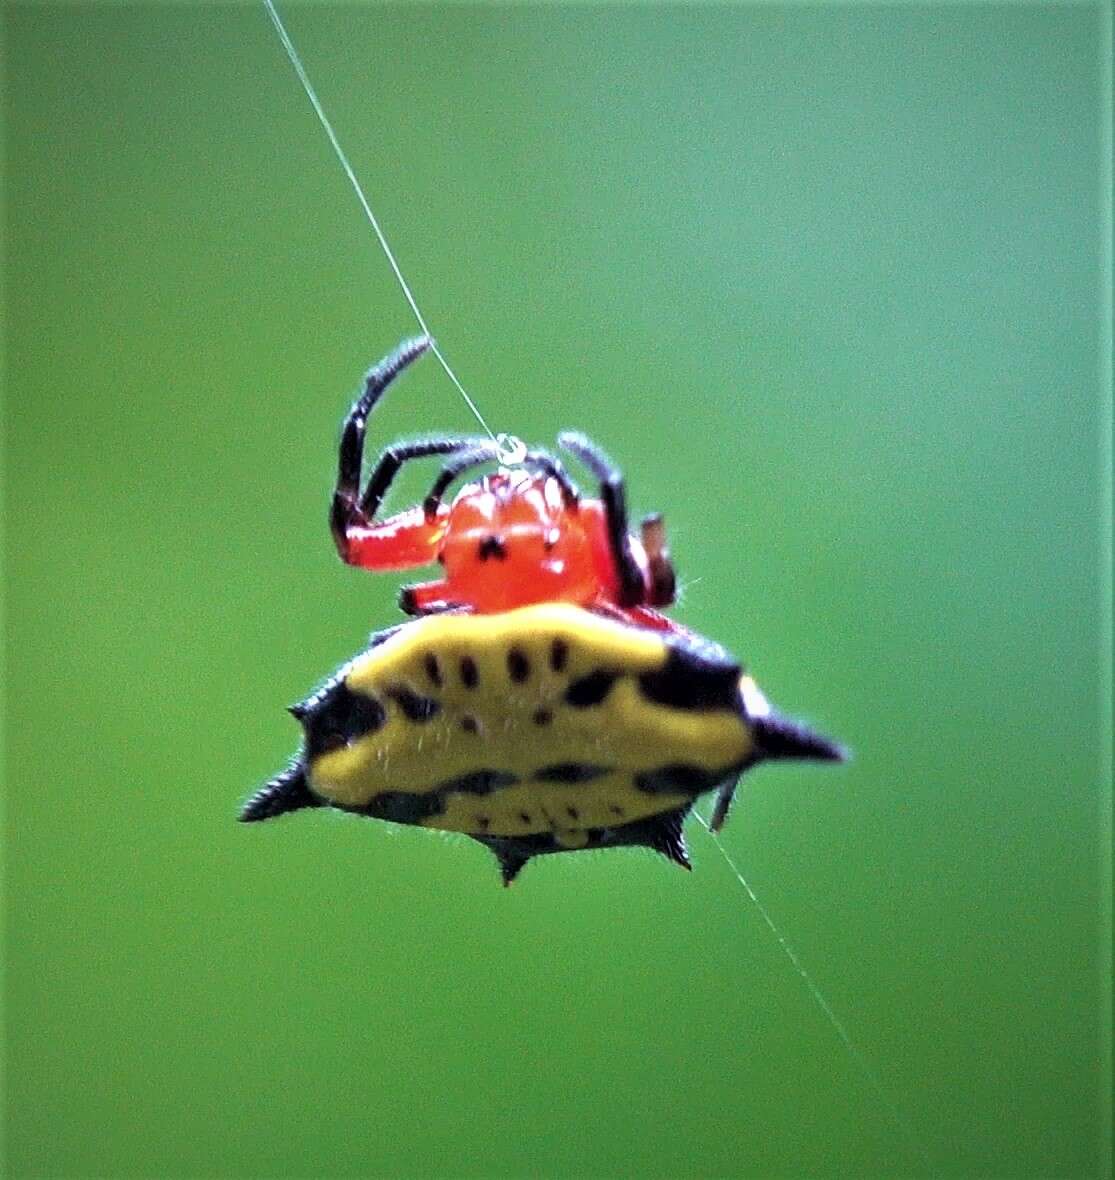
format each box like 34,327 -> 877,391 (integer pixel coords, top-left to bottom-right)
359,436 -> 489,519
420,446 -> 582,519
422,441 -> 501,518
399,581 -> 469,617
709,776 -> 740,833
524,449 -> 579,506
330,337 -> 493,562
557,431 -> 644,606
332,337 -> 432,555
640,512 -> 676,608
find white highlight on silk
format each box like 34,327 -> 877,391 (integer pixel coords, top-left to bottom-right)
263,0 -> 496,444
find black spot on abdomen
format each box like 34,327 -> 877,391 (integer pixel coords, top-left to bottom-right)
638,641 -> 741,712
460,656 -> 479,689
300,678 -> 386,760
634,764 -> 724,796
507,648 -> 530,683
550,638 -> 568,673
386,685 -> 441,722
360,769 -> 520,828
360,790 -> 446,824
437,769 -> 519,797
565,669 -> 617,707
533,763 -> 610,784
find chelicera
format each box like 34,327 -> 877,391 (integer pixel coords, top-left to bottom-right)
330,336 -> 680,631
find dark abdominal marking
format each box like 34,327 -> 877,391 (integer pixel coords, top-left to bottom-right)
634,764 -> 725,796
437,769 -> 519,797
638,641 -> 741,712
533,763 -> 610,784
358,791 -> 446,824
564,669 -> 617,707
507,648 -> 530,683
299,678 -> 387,760
550,638 -> 569,673
385,685 -> 441,722
357,768 -> 519,828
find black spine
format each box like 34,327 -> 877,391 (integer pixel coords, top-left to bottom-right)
240,764 -> 321,822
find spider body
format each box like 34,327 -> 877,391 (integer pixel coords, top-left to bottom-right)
330,336 -> 677,628
241,604 -> 844,883
241,337 -> 846,881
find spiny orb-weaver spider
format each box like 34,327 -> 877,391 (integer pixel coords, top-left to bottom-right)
330,336 -> 680,633
241,336 -> 845,882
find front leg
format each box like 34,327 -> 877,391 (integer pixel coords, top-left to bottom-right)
343,506 -> 449,572
330,336 -> 433,559
328,338 -> 485,567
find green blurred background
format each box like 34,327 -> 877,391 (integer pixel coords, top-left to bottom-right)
4,4 -> 1110,1177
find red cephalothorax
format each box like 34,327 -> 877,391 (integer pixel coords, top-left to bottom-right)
330,337 -> 679,630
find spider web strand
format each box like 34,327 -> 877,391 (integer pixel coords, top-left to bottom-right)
262,0 -> 495,442
692,810 -> 930,1170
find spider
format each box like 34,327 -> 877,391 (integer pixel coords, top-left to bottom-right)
244,337 -> 846,880
329,336 -> 681,632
